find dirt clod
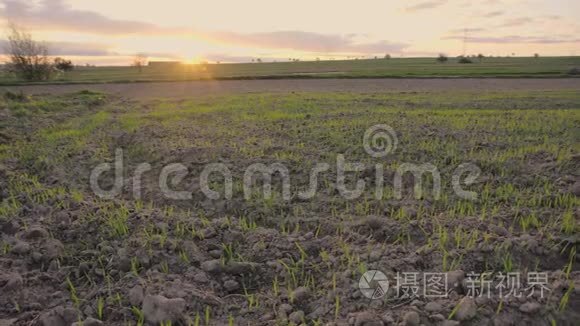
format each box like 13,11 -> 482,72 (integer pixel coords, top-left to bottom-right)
292,286 -> 311,302
129,285 -> 145,306
402,311 -> 421,326
22,226 -> 49,240
10,241 -> 31,255
424,301 -> 443,313
142,295 -> 186,325
0,273 -> 23,292
289,310 -> 305,324
519,301 -> 542,314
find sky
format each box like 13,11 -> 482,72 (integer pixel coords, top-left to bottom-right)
0,0 -> 578,65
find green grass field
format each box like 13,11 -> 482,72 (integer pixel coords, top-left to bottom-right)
1,56 -> 579,85
0,89 -> 578,324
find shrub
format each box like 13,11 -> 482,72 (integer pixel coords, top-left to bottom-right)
5,24 -> 54,81
458,57 -> 473,64
54,58 -> 74,72
567,67 -> 580,75
436,54 -> 448,63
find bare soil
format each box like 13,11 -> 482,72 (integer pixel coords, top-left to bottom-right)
0,88 -> 578,326
0,78 -> 579,99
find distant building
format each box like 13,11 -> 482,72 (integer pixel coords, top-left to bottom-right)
148,61 -> 183,67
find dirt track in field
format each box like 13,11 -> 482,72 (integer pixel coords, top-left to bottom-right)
1,78 -> 579,98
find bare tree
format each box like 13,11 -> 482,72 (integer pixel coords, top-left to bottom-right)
132,54 -> 147,73
5,23 -> 54,81
436,53 -> 448,63
54,57 -> 74,72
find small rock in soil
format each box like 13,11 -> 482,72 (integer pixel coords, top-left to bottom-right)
289,310 -> 305,324
42,239 -> 64,260
201,259 -> 222,273
454,297 -> 477,321
425,301 -> 442,313
277,303 -> 293,319
142,295 -> 185,325
571,181 -> 580,196
381,313 -> 394,324
224,279 -> 240,292
10,241 -> 31,255
519,302 -> 541,314
129,285 -> 145,306
402,311 -> 420,326
292,286 -> 310,302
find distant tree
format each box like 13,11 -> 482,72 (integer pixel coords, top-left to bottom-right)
436,54 -> 448,63
567,67 -> 579,75
458,56 -> 473,64
54,57 -> 74,72
384,54 -> 391,59
256,58 -> 262,63
477,53 -> 484,62
534,53 -> 540,58
4,23 -> 54,81
132,54 -> 147,73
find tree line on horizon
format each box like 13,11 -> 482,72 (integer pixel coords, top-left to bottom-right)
2,23 -> 574,81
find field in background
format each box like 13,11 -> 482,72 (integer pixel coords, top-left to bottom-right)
1,56 -> 579,85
